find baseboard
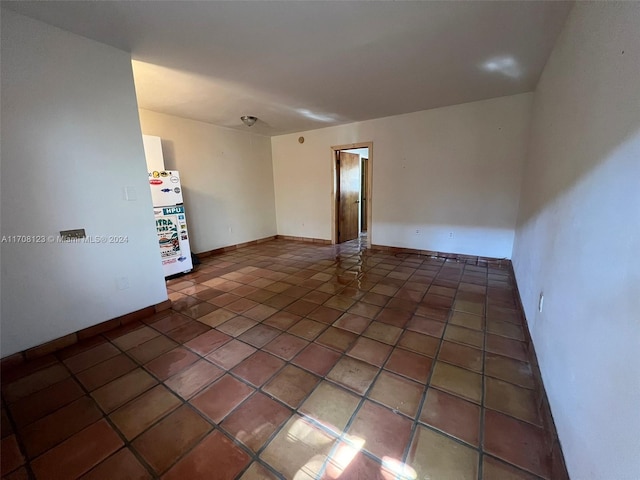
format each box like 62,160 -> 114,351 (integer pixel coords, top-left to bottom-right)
196,235 -> 278,258
276,235 -> 331,245
370,244 -> 510,267
0,299 -> 171,368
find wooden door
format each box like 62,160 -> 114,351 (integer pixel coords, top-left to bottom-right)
361,158 -> 368,232
337,152 -> 360,243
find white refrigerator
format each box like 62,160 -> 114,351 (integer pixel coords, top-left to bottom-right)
149,170 -> 194,276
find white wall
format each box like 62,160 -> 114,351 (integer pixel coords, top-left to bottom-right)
272,94 -> 531,258
512,3 -> 640,479
138,110 -> 277,253
0,11 -> 167,357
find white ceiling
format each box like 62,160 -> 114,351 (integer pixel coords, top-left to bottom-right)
4,1 -> 573,136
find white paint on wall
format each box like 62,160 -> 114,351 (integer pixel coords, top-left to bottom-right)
1,10 -> 167,357
272,93 -> 531,258
138,109 -> 277,253
512,3 -> 640,479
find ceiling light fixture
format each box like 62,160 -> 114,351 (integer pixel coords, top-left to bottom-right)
240,115 -> 258,127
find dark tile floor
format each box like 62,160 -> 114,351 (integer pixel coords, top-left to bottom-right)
1,238 -> 567,479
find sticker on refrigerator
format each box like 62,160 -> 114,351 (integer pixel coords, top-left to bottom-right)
156,217 -> 180,258
163,205 -> 184,215
150,179 -> 163,185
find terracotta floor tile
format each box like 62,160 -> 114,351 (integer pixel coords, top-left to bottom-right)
3,239 -> 569,480
263,365 -> 319,408
482,455 -> 541,480
347,337 -> 392,367
347,400 -> 412,460
443,324 -> 484,349
486,334 -> 529,362
332,313 -> 371,334
185,329 -> 232,356
1,409 -> 13,439
405,317 -> 446,339
2,364 -> 70,403
419,388 -> 480,446
1,435 -> 24,476
485,353 -> 536,389
449,311 -> 484,331
398,331 -> 439,357
261,415 -> 338,480
323,445 -> 407,480
164,359 -> 224,399
30,420 -> 123,480
109,384 -> 180,440
80,448 -> 151,480
227,297 -> 260,314
430,361 -> 482,404
217,316 -> 258,337
63,342 -> 120,373
206,339 -> 256,369
487,305 -> 521,324
287,319 -> 328,340
327,357 -> 378,395
163,430 -> 250,480
197,308 -> 237,328
407,425 -> 478,480
437,341 -> 483,373
150,312 -> 194,334
112,326 -> 161,351
127,335 -> 178,364
384,348 -> 433,384
375,308 -> 412,328
301,380 -> 360,434
370,284 -> 399,297
485,377 -> 541,426
301,290 -> 333,305
76,354 -> 137,392
484,409 -> 551,478
21,396 -> 103,458
239,462 -> 279,480
263,333 -> 308,360
238,324 -> 282,347
221,393 -> 291,452
165,320 -> 210,343
232,351 -> 285,387
207,292 -> 242,308
307,305 -> 344,324
91,368 -> 157,413
346,302 -> 382,319
369,371 -> 423,418
8,377 -> 84,428
362,321 -> 402,345
132,405 -> 211,474
181,301 -> 218,320
243,304 -> 279,321
262,311 -> 302,330
414,304 -> 449,322
284,299 -> 319,316
292,343 -> 341,376
191,374 -> 254,423
487,319 -> 525,341
145,347 -> 200,381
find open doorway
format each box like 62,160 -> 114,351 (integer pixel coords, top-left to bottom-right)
331,142 -> 372,247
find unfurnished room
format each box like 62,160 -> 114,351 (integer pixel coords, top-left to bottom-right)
1,1 -> 639,479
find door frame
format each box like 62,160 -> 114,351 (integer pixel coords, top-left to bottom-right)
330,142 -> 373,248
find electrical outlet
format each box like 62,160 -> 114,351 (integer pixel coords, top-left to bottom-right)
538,292 -> 544,313
449,232 -> 454,238
415,229 -> 420,235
